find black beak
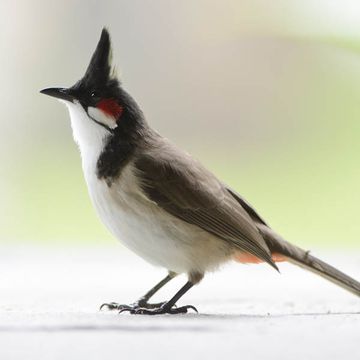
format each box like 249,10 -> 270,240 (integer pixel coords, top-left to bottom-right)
40,87 -> 75,102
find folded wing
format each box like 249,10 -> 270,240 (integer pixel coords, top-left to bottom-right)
134,142 -> 277,270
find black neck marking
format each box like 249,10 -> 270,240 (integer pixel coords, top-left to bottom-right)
96,89 -> 146,185
96,134 -> 137,184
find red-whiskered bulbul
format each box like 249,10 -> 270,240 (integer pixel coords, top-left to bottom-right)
40,28 -> 360,315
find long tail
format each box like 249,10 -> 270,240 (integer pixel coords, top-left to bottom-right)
258,224 -> 360,297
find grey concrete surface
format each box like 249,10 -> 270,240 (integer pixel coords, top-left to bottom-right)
0,245 -> 359,360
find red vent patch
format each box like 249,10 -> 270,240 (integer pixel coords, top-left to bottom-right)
97,99 -> 123,119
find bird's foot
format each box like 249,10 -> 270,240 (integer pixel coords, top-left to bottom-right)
99,299 -> 167,313
133,303 -> 198,315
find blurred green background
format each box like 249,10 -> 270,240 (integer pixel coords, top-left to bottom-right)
1,0 -> 360,248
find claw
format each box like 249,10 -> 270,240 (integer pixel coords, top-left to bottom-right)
100,302 -> 123,311
183,305 -> 198,313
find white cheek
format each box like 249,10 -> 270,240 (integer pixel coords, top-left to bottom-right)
87,106 -> 118,129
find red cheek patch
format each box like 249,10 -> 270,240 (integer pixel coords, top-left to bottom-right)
97,99 -> 123,119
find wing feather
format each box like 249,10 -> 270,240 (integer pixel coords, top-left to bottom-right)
134,142 -> 277,270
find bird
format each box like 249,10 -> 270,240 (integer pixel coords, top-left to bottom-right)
40,28 -> 360,315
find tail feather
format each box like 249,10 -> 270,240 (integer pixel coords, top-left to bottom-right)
258,224 -> 360,297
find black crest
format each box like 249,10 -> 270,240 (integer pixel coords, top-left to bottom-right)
82,28 -> 113,88
70,28 -> 122,110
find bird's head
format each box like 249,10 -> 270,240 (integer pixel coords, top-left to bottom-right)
41,28 -> 144,153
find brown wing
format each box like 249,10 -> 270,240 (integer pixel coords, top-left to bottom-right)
226,188 -> 268,226
134,141 -> 277,270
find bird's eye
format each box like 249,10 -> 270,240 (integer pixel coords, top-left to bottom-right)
91,90 -> 99,98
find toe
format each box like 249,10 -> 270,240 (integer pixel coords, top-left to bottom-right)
118,306 -> 133,314
132,308 -> 149,315
169,305 -> 198,314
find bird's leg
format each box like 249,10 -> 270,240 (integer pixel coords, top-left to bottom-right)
135,272 -> 176,309
133,280 -> 198,315
100,272 -> 176,312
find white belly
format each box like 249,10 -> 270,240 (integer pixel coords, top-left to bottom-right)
83,162 -> 231,275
